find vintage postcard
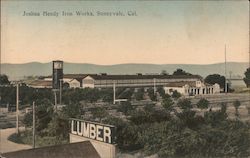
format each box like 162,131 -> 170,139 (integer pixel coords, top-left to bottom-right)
0,1 -> 249,158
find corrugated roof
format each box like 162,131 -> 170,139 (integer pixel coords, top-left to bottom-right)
86,74 -> 202,80
2,141 -> 100,158
28,80 -> 52,87
165,81 -> 196,87
42,74 -> 202,81
63,74 -> 90,79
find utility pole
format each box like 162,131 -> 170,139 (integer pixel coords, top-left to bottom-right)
53,89 -> 57,111
153,78 -> 156,94
16,83 -> 19,134
113,82 -> 116,104
224,45 -> 227,93
249,48 -> 250,68
59,79 -> 62,105
248,20 -> 250,90
32,101 -> 36,149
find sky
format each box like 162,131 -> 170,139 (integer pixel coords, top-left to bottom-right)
1,0 -> 249,65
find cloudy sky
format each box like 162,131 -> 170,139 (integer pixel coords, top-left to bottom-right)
1,0 -> 249,65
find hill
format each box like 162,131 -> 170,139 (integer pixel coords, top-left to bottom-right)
1,62 -> 248,80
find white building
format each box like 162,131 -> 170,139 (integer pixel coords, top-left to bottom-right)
81,74 -> 202,89
63,78 -> 81,88
164,81 -> 220,96
38,74 -> 221,96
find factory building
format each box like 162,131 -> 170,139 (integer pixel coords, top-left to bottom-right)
28,73 -> 220,95
24,60 -> 221,95
163,81 -> 220,96
27,73 -> 220,95
81,74 -> 202,88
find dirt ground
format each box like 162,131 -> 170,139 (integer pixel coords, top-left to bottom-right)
0,127 -> 32,153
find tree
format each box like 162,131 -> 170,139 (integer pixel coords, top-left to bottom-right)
172,69 -> 192,76
243,68 -> 250,87
62,102 -> 81,119
162,97 -> 174,111
157,87 -> 168,99
176,110 -> 198,129
233,100 -> 241,118
117,101 -> 134,115
147,88 -> 157,101
247,106 -> 250,115
35,99 -> 54,133
172,90 -> 181,99
23,112 -> 33,128
91,107 -> 108,122
197,98 -> 209,109
144,104 -> 155,113
0,74 -> 10,85
220,102 -> 227,114
100,88 -> 113,103
204,110 -> 228,127
205,74 -> 225,91
134,88 -> 144,101
177,99 -> 192,110
161,70 -> 168,75
46,114 -> 69,139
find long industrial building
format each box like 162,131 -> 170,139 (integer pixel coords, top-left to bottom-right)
81,74 -> 201,88
41,74 -> 201,88
27,73 -> 220,95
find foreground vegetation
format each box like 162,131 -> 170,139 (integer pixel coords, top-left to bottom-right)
1,74 -> 249,157
13,93 -> 249,157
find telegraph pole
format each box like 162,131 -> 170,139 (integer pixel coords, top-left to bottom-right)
249,44 -> 250,68
53,90 -> 57,111
16,83 -> 19,134
59,79 -> 62,105
224,45 -> 227,93
113,82 -> 116,104
32,101 -> 36,148
153,78 -> 156,94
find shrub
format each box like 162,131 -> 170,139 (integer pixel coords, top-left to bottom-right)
172,90 -> 181,99
177,99 -> 192,110
197,98 -> 209,109
162,97 -> 174,111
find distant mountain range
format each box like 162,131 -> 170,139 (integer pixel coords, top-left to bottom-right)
0,62 -> 248,80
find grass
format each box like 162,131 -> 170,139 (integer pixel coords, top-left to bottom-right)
8,130 -> 32,145
7,130 -> 69,147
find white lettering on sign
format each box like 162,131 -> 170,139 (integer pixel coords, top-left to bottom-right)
89,124 -> 96,139
96,125 -> 103,142
104,127 -> 111,143
71,120 -> 77,135
71,119 -> 114,144
83,122 -> 89,138
77,121 -> 82,136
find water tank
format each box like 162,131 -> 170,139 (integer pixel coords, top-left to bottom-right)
52,60 -> 63,89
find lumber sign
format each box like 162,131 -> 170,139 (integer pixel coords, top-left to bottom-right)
70,119 -> 115,144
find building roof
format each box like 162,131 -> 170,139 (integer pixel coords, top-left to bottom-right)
2,141 -> 100,158
43,74 -> 94,82
63,74 -> 90,79
86,74 -> 202,80
165,81 -> 196,87
27,80 -> 52,87
42,74 -> 202,81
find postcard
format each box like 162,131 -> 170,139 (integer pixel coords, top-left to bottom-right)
0,1 -> 249,158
